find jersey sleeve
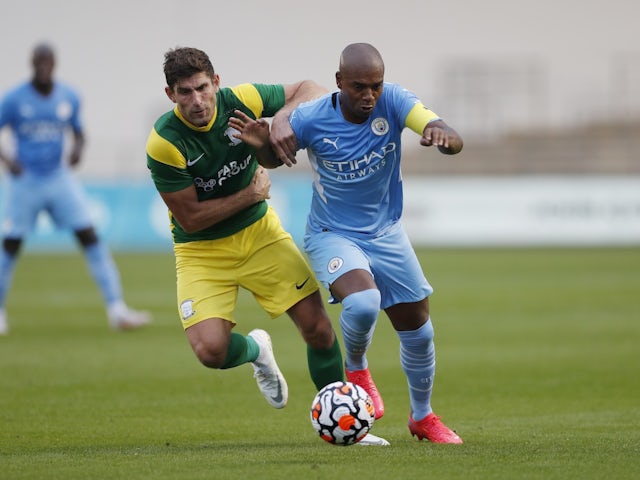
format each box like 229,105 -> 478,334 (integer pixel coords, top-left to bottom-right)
385,83 -> 440,135
0,91 -> 15,129
405,103 -> 440,136
146,126 -> 193,193
230,83 -> 285,118
66,87 -> 83,133
288,105 -> 309,150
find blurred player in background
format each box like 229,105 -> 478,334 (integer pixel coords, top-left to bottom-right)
0,43 -> 151,335
146,46 -> 388,445
231,42 -> 464,443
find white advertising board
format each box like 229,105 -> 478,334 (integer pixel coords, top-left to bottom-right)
402,176 -> 640,246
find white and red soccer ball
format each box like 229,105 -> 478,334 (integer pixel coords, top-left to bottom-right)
310,381 -> 375,446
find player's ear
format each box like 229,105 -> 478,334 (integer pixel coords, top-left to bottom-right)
165,86 -> 176,103
335,71 -> 342,89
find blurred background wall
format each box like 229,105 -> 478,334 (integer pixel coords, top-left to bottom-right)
1,0 -> 639,250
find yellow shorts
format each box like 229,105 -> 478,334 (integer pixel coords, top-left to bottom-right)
174,207 -> 319,329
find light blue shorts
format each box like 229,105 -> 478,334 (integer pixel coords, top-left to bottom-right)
1,168 -> 94,238
303,222 -> 433,309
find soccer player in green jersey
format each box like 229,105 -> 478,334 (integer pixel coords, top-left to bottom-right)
145,48 -> 388,445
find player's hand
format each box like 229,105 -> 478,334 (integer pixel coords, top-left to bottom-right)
5,159 -> 23,176
229,110 -> 270,149
269,111 -> 298,167
421,126 -> 451,148
420,120 -> 463,154
250,166 -> 271,201
69,149 -> 81,167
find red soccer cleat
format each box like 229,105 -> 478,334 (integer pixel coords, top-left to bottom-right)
408,413 -> 463,444
345,367 -> 385,419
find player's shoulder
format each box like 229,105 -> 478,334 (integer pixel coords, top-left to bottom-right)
295,91 -> 333,116
1,81 -> 30,101
381,81 -> 412,98
53,81 -> 81,102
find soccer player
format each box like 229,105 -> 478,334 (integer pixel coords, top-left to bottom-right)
0,43 -> 151,335
145,46 -> 388,446
231,43 -> 464,443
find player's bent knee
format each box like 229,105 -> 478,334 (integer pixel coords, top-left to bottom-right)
74,227 -> 99,247
342,289 -> 381,329
192,342 -> 227,369
3,238 -> 22,256
404,320 -> 435,348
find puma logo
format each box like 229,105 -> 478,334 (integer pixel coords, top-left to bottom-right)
322,137 -> 339,149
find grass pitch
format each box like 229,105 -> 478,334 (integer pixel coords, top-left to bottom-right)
0,248 -> 639,479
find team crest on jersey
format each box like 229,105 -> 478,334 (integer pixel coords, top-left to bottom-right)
327,256 -> 344,274
225,126 -> 242,146
371,117 -> 389,136
180,299 -> 195,321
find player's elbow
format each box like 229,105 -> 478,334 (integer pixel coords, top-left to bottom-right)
172,214 -> 203,234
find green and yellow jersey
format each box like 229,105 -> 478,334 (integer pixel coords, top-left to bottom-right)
146,83 -> 285,243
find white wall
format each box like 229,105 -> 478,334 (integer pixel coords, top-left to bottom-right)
1,0 -> 639,179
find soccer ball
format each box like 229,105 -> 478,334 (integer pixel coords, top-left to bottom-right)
310,381 -> 375,446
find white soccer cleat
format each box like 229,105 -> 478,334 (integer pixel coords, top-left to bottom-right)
108,304 -> 151,331
248,329 -> 288,409
0,309 -> 8,335
358,432 -> 391,446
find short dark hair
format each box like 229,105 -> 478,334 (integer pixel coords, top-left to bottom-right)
32,42 -> 55,61
163,47 -> 215,89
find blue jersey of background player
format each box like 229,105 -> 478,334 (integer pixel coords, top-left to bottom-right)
288,43 -> 465,443
0,43 -> 150,334
0,64 -> 81,175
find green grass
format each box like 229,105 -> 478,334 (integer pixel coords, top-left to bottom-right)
1,248 -> 639,479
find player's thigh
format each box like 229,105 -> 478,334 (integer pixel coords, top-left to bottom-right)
174,241 -> 240,330
46,171 -> 94,230
240,218 -> 319,318
1,174 -> 43,237
365,225 -> 433,309
303,231 -> 372,300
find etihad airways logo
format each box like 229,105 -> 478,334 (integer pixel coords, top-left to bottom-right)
320,142 -> 397,181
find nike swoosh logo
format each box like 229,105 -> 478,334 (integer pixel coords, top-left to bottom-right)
187,153 -> 205,166
295,277 -> 310,290
270,381 -> 284,404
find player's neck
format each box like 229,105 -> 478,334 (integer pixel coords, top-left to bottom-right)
32,79 -> 54,96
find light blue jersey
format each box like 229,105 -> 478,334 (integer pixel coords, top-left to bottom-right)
0,81 -> 92,236
291,83 -> 436,306
0,81 -> 82,175
290,82 -> 432,238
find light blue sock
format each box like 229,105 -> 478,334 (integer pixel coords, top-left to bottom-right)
83,242 -> 123,306
0,249 -> 18,308
398,319 -> 436,421
340,289 -> 381,371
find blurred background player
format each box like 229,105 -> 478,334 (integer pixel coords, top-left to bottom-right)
0,43 -> 151,334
